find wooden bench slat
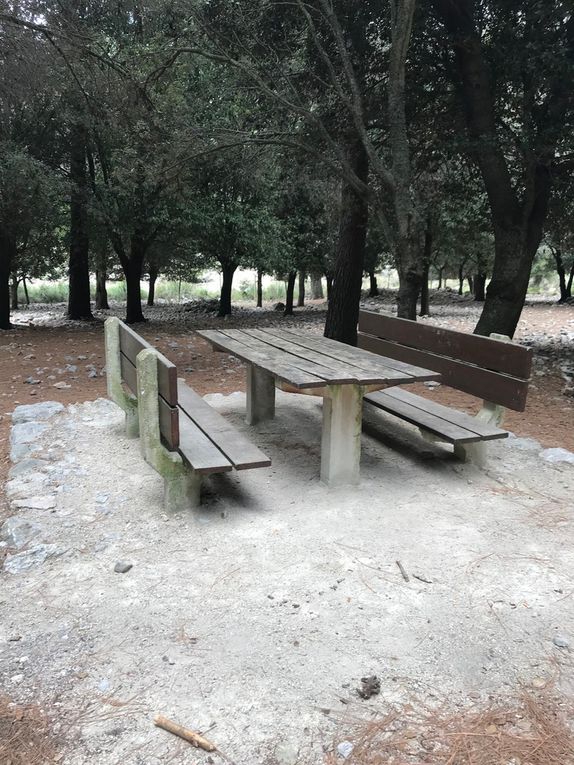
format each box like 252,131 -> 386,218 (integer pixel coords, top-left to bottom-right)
270,329 -> 440,383
196,329 -> 326,389
177,381 -> 271,470
119,322 -> 178,406
120,353 -> 179,450
177,409 -> 234,474
380,388 -> 509,440
358,332 -> 529,411
359,310 -> 533,378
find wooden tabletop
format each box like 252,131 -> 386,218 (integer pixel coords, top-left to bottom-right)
197,328 -> 441,389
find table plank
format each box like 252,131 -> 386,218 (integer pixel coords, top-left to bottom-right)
197,329 -> 325,389
264,329 -> 440,383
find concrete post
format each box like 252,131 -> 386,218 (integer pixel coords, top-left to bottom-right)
136,348 -> 201,510
454,441 -> 487,468
320,384 -> 363,486
104,317 -> 139,437
246,364 -> 276,425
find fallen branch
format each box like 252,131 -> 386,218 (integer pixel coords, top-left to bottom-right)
153,714 -> 217,751
396,560 -> 409,582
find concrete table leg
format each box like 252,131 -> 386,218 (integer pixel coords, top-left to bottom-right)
246,364 -> 276,425
320,384 -> 363,486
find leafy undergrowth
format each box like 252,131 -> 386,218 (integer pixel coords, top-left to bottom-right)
326,691 -> 574,765
0,695 -> 61,764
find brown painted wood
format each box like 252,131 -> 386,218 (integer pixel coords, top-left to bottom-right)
197,329 -> 326,389
359,310 -> 533,379
379,388 -> 509,440
118,320 -> 178,405
178,410 -> 234,474
268,329 -> 441,384
120,353 -> 180,450
365,390 -> 508,444
358,332 -> 529,411
177,381 -> 271,469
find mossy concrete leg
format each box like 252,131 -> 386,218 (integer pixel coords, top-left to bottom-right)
246,364 -> 276,425
136,348 -> 201,510
104,316 -> 139,438
321,384 -> 363,486
454,441 -> 488,467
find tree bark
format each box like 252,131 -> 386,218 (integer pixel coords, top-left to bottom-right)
284,270 -> 297,315
326,274 -> 333,300
95,270 -> 109,309
458,261 -> 465,295
474,272 -> 487,302
310,272 -> 324,299
324,138 -> 369,345
147,264 -> 158,306
467,275 -> 473,294
0,229 -> 16,329
67,122 -> 93,321
10,274 -> 18,310
566,262 -> 574,300
297,270 -> 305,307
437,265 -> 444,289
368,271 -> 379,297
218,261 -> 236,316
256,269 -> 263,307
419,262 -> 430,316
553,248 -> 568,302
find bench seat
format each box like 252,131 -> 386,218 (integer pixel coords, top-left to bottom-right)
364,387 -> 509,445
177,381 -> 271,473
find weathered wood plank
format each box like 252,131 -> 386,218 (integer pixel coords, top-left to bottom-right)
177,381 -> 271,470
120,353 -> 180,449
380,388 -> 509,440
118,321 -> 178,405
359,310 -> 533,379
178,410 -> 233,474
358,332 -> 529,411
270,329 -> 440,383
197,329 -> 325,389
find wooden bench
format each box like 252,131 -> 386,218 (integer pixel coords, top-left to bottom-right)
104,317 -> 271,509
357,310 -> 533,466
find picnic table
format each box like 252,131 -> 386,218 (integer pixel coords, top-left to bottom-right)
197,328 -> 441,486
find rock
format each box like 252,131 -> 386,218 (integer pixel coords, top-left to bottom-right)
4,544 -> 63,574
53,382 -> 71,389
12,495 -> 57,510
273,302 -> 286,311
337,741 -> 354,759
88,369 -> 98,378
24,377 -> 41,385
10,421 -> 48,463
275,740 -> 300,765
553,634 -> 570,649
65,364 -> 77,373
8,459 -> 48,479
542,448 -> 574,465
357,675 -> 380,699
1,518 -> 42,549
12,401 -> 64,424
114,561 -> 133,574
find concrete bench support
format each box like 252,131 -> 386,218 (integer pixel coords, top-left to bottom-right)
105,317 -> 139,438
136,349 -> 201,511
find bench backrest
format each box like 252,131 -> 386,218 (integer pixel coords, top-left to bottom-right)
117,320 -> 180,450
357,310 -> 533,411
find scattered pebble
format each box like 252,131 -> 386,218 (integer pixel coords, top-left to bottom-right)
114,561 -> 133,574
337,741 -> 354,758
553,634 -> 570,649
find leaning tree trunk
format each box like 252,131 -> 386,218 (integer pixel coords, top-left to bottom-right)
147,264 -> 158,306
68,122 -> 93,321
553,249 -> 568,302
297,270 -> 305,307
324,139 -> 369,345
218,261 -> 237,317
310,272 -> 324,299
284,271 -> 297,316
95,270 -> 109,309
566,262 -> 574,301
10,274 -> 18,310
0,230 -> 16,329
368,271 -> 379,297
256,269 -> 263,307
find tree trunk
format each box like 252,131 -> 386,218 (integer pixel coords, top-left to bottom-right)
437,265 -> 444,289
0,229 -> 16,329
368,271 -> 379,297
396,232 -> 425,320
123,237 -> 146,324
67,122 -> 93,321
22,276 -> 29,306
458,262 -> 465,295
284,270 -> 297,316
474,272 -> 487,302
566,262 -> 574,300
95,270 -> 109,310
218,261 -> 236,317
147,264 -> 158,306
467,275 -> 474,294
10,274 -> 18,310
324,138 -> 369,345
326,274 -> 333,300
310,272 -> 324,299
256,269 -> 263,307
419,262 -> 430,316
297,270 -> 305,307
